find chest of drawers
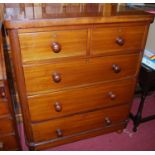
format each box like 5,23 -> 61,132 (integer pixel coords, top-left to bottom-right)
3,4 -> 154,150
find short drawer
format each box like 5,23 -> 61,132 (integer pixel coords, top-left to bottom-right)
0,117 -> 14,135
0,135 -> 19,150
19,29 -> 88,62
91,25 -> 146,55
28,78 -> 136,122
32,104 -> 129,142
24,54 -> 140,94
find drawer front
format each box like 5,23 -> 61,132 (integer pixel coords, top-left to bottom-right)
0,117 -> 14,134
24,54 -> 140,94
0,135 -> 19,150
19,29 -> 88,62
34,123 -> 126,150
0,87 -> 9,116
32,104 -> 129,142
91,25 -> 145,55
28,78 -> 136,122
0,102 -> 9,116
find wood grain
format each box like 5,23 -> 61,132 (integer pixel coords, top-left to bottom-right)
0,117 -> 14,134
34,122 -> 126,150
28,78 -> 136,122
32,104 -> 129,142
19,29 -> 88,62
91,24 -> 146,55
0,84 -> 9,117
2,4 -> 153,150
0,134 -> 19,151
0,101 -> 9,116
8,29 -> 32,146
24,54 -> 140,94
4,15 -> 154,29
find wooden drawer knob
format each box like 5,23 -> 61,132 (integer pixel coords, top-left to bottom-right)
116,37 -> 125,46
108,92 -> 116,100
104,117 -> 112,126
112,64 -> 121,73
56,129 -> 63,137
0,87 -> 6,99
54,102 -> 62,112
51,42 -> 61,53
52,72 -> 61,83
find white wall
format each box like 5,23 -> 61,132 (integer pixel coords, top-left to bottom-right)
145,19 -> 155,52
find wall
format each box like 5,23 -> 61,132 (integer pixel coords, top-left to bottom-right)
145,19 -> 155,52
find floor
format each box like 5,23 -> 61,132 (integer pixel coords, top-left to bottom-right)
20,92 -> 155,151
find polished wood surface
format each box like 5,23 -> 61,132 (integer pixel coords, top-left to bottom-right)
34,122 -> 126,150
24,54 -> 140,94
0,101 -> 9,116
0,134 -> 19,151
8,29 -> 33,145
32,104 -> 129,142
3,4 -> 154,29
92,24 -> 146,55
0,117 -> 14,134
3,3 -> 154,150
0,81 -> 21,151
0,85 -> 9,116
28,78 -> 136,122
19,29 -> 88,62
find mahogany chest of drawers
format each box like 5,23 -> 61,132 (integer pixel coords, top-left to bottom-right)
0,23 -> 20,151
3,4 -> 154,150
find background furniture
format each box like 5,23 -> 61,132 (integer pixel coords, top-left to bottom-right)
0,22 -> 20,151
130,64 -> 155,131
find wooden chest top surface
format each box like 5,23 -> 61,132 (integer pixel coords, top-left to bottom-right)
3,4 -> 154,29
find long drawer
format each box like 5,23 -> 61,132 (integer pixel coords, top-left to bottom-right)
32,104 -> 129,142
91,24 -> 146,55
24,54 -> 140,94
28,78 -> 136,122
19,29 -> 88,62
34,122 -> 126,150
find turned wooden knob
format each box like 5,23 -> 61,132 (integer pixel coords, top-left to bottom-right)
108,92 -> 116,100
104,117 -> 112,126
0,87 -> 6,98
112,64 -> 121,73
51,42 -> 61,53
116,37 -> 125,46
52,72 -> 61,83
54,102 -> 62,112
56,129 -> 63,137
